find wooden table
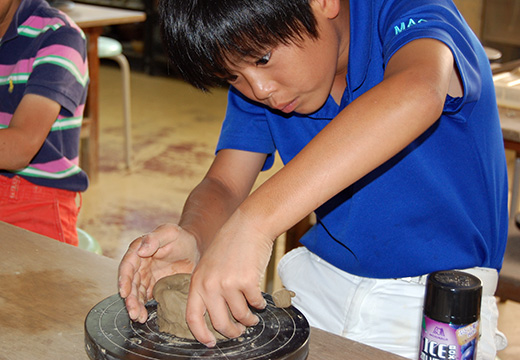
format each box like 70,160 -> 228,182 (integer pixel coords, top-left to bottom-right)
0,221 -> 118,359
0,221 -> 405,359
67,4 -> 146,182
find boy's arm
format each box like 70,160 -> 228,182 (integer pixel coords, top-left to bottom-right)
179,149 -> 268,252
242,38 -> 459,240
185,38 -> 461,344
0,94 -> 60,170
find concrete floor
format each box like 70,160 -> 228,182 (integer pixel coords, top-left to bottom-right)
77,65 -> 519,360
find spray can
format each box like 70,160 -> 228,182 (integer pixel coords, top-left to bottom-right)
419,270 -> 482,360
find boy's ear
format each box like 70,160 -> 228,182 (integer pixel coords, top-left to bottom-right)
311,0 -> 341,19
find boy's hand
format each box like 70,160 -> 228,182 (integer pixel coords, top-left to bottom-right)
118,223 -> 200,323
185,209 -> 271,347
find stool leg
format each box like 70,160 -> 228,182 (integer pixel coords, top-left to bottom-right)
110,54 -> 132,168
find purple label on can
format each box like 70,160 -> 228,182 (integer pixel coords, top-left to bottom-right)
419,315 -> 479,360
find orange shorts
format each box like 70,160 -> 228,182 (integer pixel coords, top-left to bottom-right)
0,175 -> 81,246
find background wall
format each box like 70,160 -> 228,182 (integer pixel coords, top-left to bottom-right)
454,0 -> 485,37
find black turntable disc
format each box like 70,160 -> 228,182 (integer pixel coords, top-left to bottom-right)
84,293 -> 310,360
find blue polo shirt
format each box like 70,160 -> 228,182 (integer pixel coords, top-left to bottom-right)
216,0 -> 508,278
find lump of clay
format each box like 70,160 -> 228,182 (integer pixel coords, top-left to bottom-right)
153,273 -> 227,340
272,288 -> 295,308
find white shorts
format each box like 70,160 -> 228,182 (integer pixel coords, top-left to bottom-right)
277,247 -> 507,360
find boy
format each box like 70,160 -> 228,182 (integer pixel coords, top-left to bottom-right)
0,0 -> 89,245
118,0 -> 508,358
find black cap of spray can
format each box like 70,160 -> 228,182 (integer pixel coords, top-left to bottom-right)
419,270 -> 482,360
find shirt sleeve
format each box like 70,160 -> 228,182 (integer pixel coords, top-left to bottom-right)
216,86 -> 276,170
25,24 -> 89,117
378,0 -> 483,115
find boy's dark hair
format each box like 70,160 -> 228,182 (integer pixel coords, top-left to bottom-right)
159,0 -> 319,91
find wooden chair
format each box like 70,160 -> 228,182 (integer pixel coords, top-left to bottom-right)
493,61 -> 520,303
495,219 -> 520,303
284,214 -> 313,253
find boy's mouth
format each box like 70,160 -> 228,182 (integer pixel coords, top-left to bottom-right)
276,98 -> 298,114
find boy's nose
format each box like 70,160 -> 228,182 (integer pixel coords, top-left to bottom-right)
249,76 -> 274,101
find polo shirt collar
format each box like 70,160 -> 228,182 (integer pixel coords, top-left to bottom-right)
305,0 -> 374,120
1,0 -> 39,44
347,0 -> 372,93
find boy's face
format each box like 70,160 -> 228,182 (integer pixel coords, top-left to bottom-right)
224,13 -> 346,115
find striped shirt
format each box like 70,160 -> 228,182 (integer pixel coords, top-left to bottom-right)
0,0 -> 89,191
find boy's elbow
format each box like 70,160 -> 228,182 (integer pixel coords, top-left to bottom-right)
0,128 -> 44,170
415,80 -> 447,121
15,157 -> 33,169
5,155 -> 33,171
430,88 -> 446,119
5,145 -> 39,170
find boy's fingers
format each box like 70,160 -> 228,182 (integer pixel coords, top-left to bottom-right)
139,224 -> 182,256
226,291 -> 260,327
118,257 -> 139,297
124,294 -> 141,321
202,291 -> 246,340
118,236 -> 147,296
125,298 -> 148,323
126,273 -> 150,323
118,274 -> 131,298
186,294 -> 218,347
243,286 -> 267,311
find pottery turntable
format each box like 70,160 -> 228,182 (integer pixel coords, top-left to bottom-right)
84,293 -> 310,360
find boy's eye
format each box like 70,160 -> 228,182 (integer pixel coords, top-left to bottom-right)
256,52 -> 271,66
